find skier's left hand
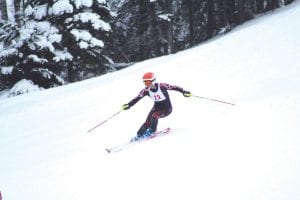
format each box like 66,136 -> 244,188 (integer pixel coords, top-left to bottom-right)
122,104 -> 130,110
183,91 -> 192,97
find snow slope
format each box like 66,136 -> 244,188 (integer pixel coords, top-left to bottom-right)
1,2 -> 300,200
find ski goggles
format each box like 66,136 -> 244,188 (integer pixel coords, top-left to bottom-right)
143,80 -> 152,87
143,79 -> 155,87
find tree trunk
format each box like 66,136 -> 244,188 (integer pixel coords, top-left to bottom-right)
255,0 -> 264,14
236,0 -> 245,24
187,0 -> 194,45
6,0 -> 16,22
165,0 -> 173,54
206,0 -> 216,38
166,20 -> 173,54
14,0 -> 25,21
0,0 -> 8,20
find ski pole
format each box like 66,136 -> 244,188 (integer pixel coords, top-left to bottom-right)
88,110 -> 122,133
192,95 -> 235,106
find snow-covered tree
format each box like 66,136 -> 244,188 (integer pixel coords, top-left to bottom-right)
0,0 -> 114,95
0,16 -> 65,90
47,0 -> 113,82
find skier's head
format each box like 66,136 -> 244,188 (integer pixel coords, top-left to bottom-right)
142,72 -> 156,87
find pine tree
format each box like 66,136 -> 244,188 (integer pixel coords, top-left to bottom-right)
180,0 -> 207,47
153,0 -> 174,54
115,0 -> 174,62
48,0 -> 113,82
0,2 -> 64,91
0,0 -> 114,95
114,0 -> 148,61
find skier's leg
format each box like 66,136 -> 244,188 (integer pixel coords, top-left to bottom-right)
149,107 -> 172,132
136,124 -> 148,137
137,107 -> 156,137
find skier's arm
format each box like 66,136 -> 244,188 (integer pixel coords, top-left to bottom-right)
161,83 -> 191,97
122,89 -> 147,110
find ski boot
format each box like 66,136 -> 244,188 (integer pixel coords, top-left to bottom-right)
142,128 -> 154,138
130,128 -> 154,142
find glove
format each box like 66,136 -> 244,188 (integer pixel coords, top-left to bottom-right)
183,91 -> 192,97
122,104 -> 130,110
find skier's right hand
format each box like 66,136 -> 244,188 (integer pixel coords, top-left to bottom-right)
122,104 -> 130,110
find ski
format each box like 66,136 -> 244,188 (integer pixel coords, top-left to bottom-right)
106,128 -> 171,154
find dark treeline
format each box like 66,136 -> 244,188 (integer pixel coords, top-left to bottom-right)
0,0 -> 296,95
113,0 -> 295,62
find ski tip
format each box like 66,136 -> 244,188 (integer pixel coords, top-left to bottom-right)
105,148 -> 111,153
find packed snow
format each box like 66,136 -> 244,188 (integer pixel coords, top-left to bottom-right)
1,2 -> 300,200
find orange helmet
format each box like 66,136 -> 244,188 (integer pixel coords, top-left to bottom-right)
142,72 -> 156,87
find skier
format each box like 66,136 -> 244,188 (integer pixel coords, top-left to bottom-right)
122,72 -> 192,141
